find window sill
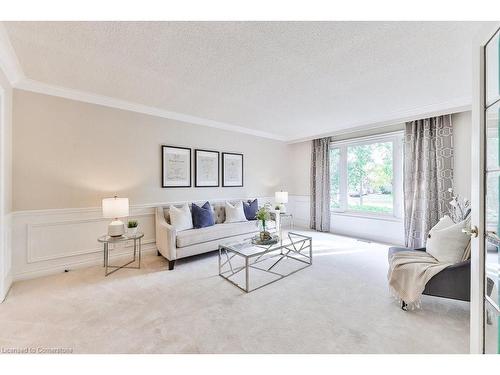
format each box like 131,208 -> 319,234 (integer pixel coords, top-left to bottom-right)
331,211 -> 403,223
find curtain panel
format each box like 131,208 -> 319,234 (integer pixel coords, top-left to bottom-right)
404,115 -> 454,248
310,137 -> 331,232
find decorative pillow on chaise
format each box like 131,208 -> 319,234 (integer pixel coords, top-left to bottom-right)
169,203 -> 193,232
243,199 -> 258,220
426,216 -> 470,264
224,201 -> 247,223
191,202 -> 215,229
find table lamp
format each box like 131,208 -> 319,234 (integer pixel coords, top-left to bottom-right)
102,196 -> 129,237
275,191 -> 288,213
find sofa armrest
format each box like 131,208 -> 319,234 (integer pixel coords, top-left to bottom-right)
155,207 -> 177,261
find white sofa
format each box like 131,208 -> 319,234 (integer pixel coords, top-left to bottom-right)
155,200 -> 271,270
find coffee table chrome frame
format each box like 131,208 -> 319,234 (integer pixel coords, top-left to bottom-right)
218,232 -> 312,293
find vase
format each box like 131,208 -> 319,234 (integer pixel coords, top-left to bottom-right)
258,220 -> 271,241
128,227 -> 138,236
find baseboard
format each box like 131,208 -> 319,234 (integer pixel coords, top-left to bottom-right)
330,230 -> 403,246
1,269 -> 12,302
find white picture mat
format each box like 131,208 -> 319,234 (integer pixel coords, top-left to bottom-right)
196,150 -> 219,186
223,153 -> 243,186
163,147 -> 190,186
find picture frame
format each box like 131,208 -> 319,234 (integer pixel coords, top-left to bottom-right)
195,149 -> 220,187
222,152 -> 244,187
161,145 -> 192,188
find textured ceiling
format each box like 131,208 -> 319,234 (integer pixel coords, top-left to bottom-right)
3,21 -> 492,141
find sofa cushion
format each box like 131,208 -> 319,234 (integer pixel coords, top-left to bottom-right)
169,203 -> 193,232
212,202 -> 225,224
192,202 -> 215,229
163,200 -> 246,225
225,201 -> 247,223
243,199 -> 258,220
176,221 -> 258,248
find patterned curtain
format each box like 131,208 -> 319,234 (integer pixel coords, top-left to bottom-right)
404,115 -> 454,248
310,137 -> 331,232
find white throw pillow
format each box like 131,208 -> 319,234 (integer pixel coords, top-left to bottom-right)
426,216 -> 470,264
224,201 -> 247,223
169,204 -> 193,232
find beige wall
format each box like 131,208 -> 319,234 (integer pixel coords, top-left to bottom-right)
288,141 -> 311,196
0,70 -> 12,214
0,67 -> 13,301
13,90 -> 291,211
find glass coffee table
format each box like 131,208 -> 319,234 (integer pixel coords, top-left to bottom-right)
218,232 -> 312,293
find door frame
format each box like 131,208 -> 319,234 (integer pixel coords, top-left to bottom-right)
470,40 -> 485,354
0,84 -> 5,301
470,25 -> 500,354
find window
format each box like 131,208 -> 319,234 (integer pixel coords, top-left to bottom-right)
329,132 -> 403,218
330,147 -> 341,209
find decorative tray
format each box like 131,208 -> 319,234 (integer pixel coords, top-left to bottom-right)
251,235 -> 280,246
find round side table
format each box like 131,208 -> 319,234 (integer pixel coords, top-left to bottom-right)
97,233 -> 144,276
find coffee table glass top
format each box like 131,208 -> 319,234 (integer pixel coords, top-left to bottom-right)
221,232 -> 311,257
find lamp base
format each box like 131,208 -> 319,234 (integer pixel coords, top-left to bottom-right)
108,219 -> 125,237
278,203 -> 286,213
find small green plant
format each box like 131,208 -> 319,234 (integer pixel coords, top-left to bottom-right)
255,204 -> 271,222
275,205 -> 280,210
127,220 -> 138,228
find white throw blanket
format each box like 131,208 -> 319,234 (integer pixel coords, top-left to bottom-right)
387,251 -> 451,309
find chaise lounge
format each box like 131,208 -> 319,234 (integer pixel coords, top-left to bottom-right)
388,246 -> 471,302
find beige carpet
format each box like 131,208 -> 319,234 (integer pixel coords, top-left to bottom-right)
0,230 -> 469,354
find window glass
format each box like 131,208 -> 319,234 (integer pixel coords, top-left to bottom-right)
346,142 -> 393,214
330,147 -> 340,209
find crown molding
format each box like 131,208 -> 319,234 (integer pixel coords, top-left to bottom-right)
286,97 -> 472,144
0,23 -> 24,86
15,76 -> 474,144
15,78 -> 288,141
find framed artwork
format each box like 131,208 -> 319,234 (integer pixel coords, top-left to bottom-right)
222,152 -> 244,187
161,145 -> 191,188
195,149 -> 220,187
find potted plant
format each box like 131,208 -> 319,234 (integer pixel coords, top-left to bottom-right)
255,204 -> 272,241
127,220 -> 139,236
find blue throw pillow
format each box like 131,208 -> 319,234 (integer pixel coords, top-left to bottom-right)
243,199 -> 258,220
191,202 -> 215,229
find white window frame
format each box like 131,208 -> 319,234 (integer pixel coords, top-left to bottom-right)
330,131 -> 404,221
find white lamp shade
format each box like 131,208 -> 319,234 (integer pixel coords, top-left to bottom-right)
275,191 -> 288,204
102,197 -> 129,218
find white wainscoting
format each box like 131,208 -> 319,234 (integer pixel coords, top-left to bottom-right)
1,213 -> 12,301
330,213 -> 405,245
11,197 -> 273,281
288,194 -> 404,245
287,195 -> 310,229
12,205 -> 157,281
10,194 -> 404,282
